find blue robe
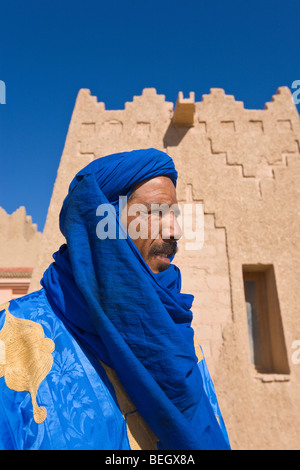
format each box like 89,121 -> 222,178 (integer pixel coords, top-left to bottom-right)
0,290 -> 229,450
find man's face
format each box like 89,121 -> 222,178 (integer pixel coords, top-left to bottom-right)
122,176 -> 182,273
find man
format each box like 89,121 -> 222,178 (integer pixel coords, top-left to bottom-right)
0,148 -> 230,450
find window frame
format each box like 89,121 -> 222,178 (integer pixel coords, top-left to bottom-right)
243,265 -> 290,375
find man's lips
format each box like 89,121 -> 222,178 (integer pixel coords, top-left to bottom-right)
150,246 -> 175,265
155,254 -> 171,263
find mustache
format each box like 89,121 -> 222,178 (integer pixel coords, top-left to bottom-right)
148,240 -> 178,258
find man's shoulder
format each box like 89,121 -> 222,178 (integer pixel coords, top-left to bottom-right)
0,289 -> 51,322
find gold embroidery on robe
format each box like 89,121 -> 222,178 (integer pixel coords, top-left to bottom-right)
0,302 -> 55,424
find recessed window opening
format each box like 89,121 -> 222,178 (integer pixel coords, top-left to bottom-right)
243,265 -> 290,375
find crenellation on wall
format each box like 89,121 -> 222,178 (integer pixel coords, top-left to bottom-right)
0,206 -> 42,268
173,91 -> 195,127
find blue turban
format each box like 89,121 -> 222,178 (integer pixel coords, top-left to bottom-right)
42,148 -> 229,450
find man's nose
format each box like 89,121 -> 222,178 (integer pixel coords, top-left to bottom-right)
162,211 -> 182,240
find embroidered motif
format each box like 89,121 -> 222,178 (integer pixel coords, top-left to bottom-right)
0,302 -> 55,424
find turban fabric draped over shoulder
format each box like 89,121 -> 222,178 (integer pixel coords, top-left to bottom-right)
41,148 -> 230,450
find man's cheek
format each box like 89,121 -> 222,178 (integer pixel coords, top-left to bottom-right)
149,214 -> 161,239
127,213 -> 149,240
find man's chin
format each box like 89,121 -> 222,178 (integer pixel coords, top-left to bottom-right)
149,255 -> 171,273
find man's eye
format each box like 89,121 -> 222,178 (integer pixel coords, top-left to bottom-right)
150,209 -> 163,214
149,209 -> 169,217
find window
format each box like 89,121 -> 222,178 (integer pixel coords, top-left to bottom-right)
243,265 -> 290,374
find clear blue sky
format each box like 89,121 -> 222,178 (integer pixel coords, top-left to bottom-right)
0,0 -> 299,231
